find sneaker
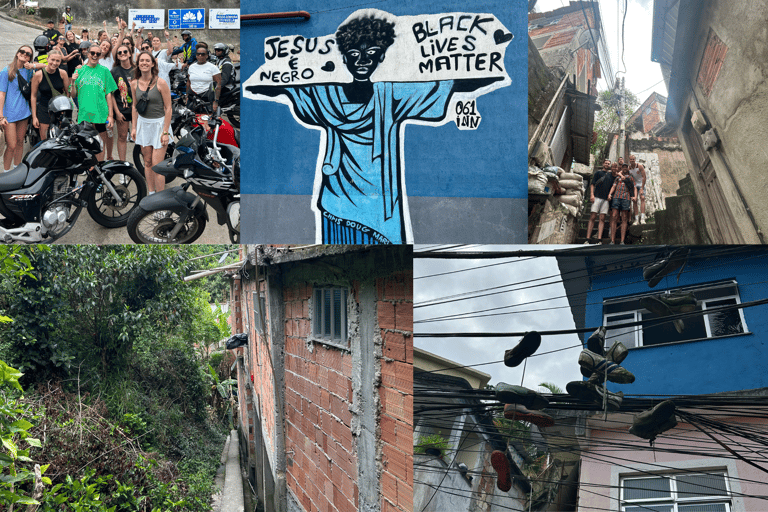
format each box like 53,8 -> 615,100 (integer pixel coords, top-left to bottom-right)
629,400 -> 677,441
586,326 -> 607,356
503,331 -> 541,367
127,133 -> 134,143
639,293 -> 696,334
495,383 -> 549,410
640,213 -> 646,225
605,340 -> 628,365
491,450 -> 512,492
566,380 -> 623,411
578,349 -> 635,384
503,403 -> 554,428
609,240 -> 615,245
643,247 -> 690,288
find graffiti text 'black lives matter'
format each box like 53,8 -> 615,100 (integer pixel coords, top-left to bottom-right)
412,15 -> 502,74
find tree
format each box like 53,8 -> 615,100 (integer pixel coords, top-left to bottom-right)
591,84 -> 639,161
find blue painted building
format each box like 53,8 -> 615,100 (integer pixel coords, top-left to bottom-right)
240,0 -> 527,244
558,246 -> 768,396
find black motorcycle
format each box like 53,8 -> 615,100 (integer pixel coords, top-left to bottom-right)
0,112 -> 146,243
126,109 -> 239,244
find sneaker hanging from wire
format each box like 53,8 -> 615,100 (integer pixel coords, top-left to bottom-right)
578,349 -> 635,384
491,450 -> 512,492
629,400 -> 677,442
566,380 -> 623,411
643,247 -> 690,288
495,383 -> 549,410
639,292 -> 696,334
503,403 -> 554,428
504,331 -> 541,367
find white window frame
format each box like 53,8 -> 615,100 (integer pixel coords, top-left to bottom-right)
311,286 -> 349,349
621,471 -> 731,512
602,280 -> 748,349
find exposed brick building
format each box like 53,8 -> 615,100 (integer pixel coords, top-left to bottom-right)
229,245 -> 413,512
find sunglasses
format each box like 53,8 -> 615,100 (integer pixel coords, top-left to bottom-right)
18,50 -> 32,58
89,51 -> 102,57
196,52 -> 208,56
141,46 -> 150,50
117,50 -> 129,56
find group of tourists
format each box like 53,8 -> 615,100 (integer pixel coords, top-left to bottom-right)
0,14 -> 235,197
584,155 -> 647,245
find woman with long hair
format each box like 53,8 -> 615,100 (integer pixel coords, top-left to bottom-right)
0,46 -> 34,171
98,39 -> 113,69
30,48 -> 69,140
63,30 -> 80,77
111,44 -> 134,161
131,51 -> 171,195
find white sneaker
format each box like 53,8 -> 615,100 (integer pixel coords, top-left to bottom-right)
640,213 -> 646,225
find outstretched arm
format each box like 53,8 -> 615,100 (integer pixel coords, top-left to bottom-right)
451,76 -> 504,93
245,84 -> 289,98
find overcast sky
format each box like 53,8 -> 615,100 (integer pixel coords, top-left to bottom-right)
534,0 -> 667,104
414,245 -> 584,393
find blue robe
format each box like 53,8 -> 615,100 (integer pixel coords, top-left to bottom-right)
284,80 -> 454,243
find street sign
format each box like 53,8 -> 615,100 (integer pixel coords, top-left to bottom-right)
129,9 -> 165,30
210,9 -> 240,29
168,8 -> 205,29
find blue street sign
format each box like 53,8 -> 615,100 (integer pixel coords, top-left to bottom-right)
168,9 -> 205,29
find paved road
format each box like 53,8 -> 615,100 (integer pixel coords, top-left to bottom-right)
0,14 -> 230,244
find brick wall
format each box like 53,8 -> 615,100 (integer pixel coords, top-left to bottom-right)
378,270 -> 414,512
283,282 -> 359,512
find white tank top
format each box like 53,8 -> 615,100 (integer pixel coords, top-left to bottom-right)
629,163 -> 642,185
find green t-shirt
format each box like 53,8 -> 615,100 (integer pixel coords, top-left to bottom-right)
75,64 -> 117,124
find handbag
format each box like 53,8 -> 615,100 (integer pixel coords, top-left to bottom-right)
135,79 -> 154,116
16,71 -> 31,103
42,69 -> 63,98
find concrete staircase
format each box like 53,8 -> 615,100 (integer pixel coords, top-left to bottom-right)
574,197 -> 658,244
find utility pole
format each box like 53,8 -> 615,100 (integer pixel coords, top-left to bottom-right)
617,77 -> 625,161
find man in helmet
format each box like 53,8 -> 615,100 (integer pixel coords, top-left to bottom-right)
213,43 -> 236,90
171,29 -> 197,68
43,20 -> 62,44
63,6 -> 74,33
32,35 -> 52,68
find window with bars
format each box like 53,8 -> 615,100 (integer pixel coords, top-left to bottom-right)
621,472 -> 731,511
312,287 -> 348,347
253,292 -> 266,334
603,280 -> 747,349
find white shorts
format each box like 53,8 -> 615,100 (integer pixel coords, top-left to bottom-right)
591,197 -> 610,215
135,115 -> 165,150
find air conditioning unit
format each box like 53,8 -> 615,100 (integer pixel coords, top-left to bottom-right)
703,128 -> 719,150
531,140 -> 552,167
691,110 -> 708,133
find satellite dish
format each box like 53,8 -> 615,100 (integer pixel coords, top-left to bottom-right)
577,28 -> 601,48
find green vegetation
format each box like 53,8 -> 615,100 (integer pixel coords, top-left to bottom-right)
591,87 -> 640,161
0,246 -> 238,510
414,432 -> 450,458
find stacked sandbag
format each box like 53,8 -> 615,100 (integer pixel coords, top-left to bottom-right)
528,166 -> 558,195
553,168 -> 585,217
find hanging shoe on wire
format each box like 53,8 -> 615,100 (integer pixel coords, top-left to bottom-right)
491,450 -> 512,492
643,247 -> 690,288
639,292 -> 697,334
629,400 -> 677,442
566,380 -> 623,411
578,349 -> 635,384
503,403 -> 554,428
495,383 -> 549,410
586,326 -> 607,355
504,331 -> 541,367
587,341 -> 630,384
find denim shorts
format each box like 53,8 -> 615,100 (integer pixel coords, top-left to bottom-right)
611,198 -> 631,211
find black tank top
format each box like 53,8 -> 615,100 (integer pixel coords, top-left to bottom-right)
37,69 -> 65,102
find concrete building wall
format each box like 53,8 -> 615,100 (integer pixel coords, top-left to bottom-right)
585,254 -> 768,396
669,1 -> 768,242
579,417 -> 762,512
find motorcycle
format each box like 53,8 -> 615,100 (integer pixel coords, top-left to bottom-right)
126,108 -> 239,244
132,94 -> 239,177
0,98 -> 146,243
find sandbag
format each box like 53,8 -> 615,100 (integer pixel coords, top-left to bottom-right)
559,194 -> 582,207
528,169 -> 551,195
559,179 -> 583,190
544,166 -> 565,176
561,203 -> 579,217
559,172 -> 583,182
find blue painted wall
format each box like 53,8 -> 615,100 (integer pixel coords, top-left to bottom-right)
241,0 -> 526,199
583,254 -> 768,396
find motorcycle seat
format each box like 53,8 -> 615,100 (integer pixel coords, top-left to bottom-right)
0,164 -> 28,192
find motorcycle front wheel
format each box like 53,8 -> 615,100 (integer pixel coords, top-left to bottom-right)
87,166 -> 147,228
226,104 -> 240,129
127,207 -> 207,244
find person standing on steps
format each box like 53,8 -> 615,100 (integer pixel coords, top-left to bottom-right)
584,159 -> 616,243
628,154 -> 647,224
607,164 -> 636,245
